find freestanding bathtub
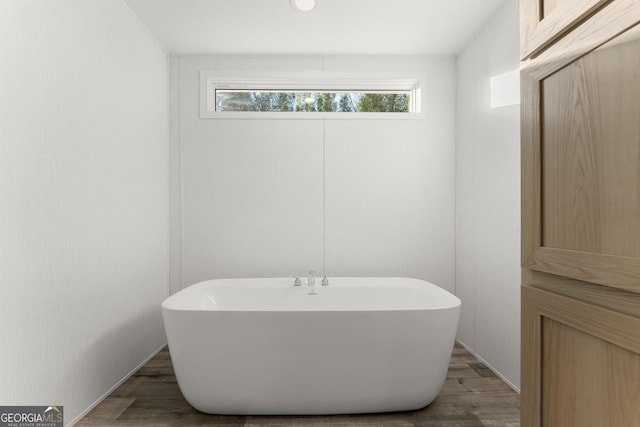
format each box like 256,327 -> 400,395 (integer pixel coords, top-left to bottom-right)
161,277 -> 461,415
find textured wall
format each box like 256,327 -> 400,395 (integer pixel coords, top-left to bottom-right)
0,1 -> 169,423
171,55 -> 456,293
455,0 -> 521,391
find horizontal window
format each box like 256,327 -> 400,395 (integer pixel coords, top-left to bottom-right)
216,90 -> 411,113
200,72 -> 425,119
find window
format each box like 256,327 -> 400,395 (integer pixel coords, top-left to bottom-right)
200,72 -> 425,119
216,90 -> 411,113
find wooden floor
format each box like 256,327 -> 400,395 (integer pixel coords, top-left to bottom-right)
77,343 -> 519,426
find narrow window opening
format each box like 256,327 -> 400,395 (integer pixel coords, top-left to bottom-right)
200,72 -> 425,119
215,90 -> 411,113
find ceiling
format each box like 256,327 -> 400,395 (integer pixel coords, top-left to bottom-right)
124,0 -> 507,56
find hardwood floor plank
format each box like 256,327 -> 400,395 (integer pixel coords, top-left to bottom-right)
454,377 -> 516,393
78,397 -> 135,423
110,377 -> 182,399
113,398 -> 245,425
445,364 -> 482,379
76,343 -> 520,426
468,363 -> 497,378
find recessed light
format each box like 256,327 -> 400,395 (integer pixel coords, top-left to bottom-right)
290,0 -> 317,13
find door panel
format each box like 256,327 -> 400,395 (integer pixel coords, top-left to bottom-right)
522,4 -> 640,293
520,0 -> 612,59
541,27 -> 640,258
521,1 -> 640,426
542,318 -> 640,427
522,286 -> 640,426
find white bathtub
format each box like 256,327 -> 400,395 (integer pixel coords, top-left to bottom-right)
161,277 -> 461,415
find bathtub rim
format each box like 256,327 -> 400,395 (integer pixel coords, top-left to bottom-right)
162,276 -> 461,312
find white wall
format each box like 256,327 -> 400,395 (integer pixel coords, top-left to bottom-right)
0,1 -> 169,424
172,55 -> 456,292
455,0 -> 521,390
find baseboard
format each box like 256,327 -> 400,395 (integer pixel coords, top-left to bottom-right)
456,339 -> 520,394
67,341 -> 168,427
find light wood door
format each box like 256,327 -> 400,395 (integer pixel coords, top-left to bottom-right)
520,0 -> 612,59
523,285 -> 640,426
522,0 -> 640,294
521,1 -> 640,426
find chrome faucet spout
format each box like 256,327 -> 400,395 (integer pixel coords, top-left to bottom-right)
308,271 -> 315,286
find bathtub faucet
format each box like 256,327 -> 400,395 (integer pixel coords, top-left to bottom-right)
308,271 -> 315,286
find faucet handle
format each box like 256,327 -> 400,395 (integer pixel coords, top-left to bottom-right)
294,277 -> 301,286
322,276 -> 329,286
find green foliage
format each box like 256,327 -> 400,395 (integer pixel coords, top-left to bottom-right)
217,91 -> 409,113
275,93 -> 296,112
217,92 -> 254,111
356,93 -> 409,112
250,92 -> 275,111
300,93 -> 316,112
339,94 -> 356,112
315,93 -> 337,112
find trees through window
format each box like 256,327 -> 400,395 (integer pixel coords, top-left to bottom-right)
216,90 -> 410,113
201,72 -> 423,117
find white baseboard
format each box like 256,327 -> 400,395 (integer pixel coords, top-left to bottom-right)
456,339 -> 520,394
67,341 -> 168,427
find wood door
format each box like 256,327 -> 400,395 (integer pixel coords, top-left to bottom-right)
520,0 -> 613,59
521,1 -> 640,426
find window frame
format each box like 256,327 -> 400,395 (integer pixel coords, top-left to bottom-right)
199,71 -> 427,120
